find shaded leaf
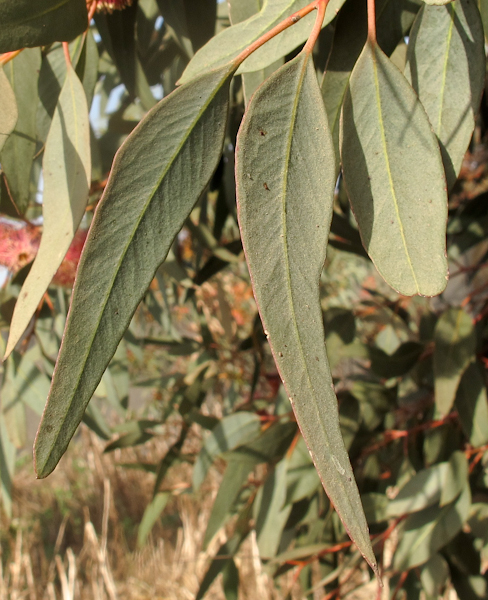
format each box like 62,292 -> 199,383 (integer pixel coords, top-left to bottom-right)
341,40 -> 448,296
369,341 -> 424,379
5,64 -> 91,358
34,63 -> 235,478
0,67 -> 17,154
0,413 -> 15,517
254,458 -> 292,558
455,361 -> 488,447
434,307 -> 476,416
406,0 -> 485,189
236,52 -> 377,573
222,559 -> 239,600
393,482 -> 471,570
0,49 -> 41,214
421,554 -> 450,599
179,0 -> 345,83
0,0 -> 87,53
193,412 -> 262,491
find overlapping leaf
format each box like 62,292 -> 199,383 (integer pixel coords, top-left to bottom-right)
434,307 -> 476,416
34,63 -> 235,478
236,51 -> 377,574
0,68 -> 17,154
0,0 -> 87,53
405,0 -> 485,189
179,0 -> 345,83
0,49 -> 41,214
5,63 -> 91,359
341,40 -> 448,296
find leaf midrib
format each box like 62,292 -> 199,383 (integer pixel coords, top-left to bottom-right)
54,69 -> 232,432
371,44 -> 420,294
280,56 -> 351,504
437,3 -> 455,136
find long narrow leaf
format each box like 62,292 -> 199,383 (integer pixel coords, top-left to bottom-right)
34,63 -> 235,478
5,63 -> 91,358
0,67 -> 17,153
236,51 -> 378,575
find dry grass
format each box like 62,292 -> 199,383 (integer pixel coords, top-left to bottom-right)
2,427 -> 305,600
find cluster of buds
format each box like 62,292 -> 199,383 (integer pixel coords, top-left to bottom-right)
88,0 -> 133,14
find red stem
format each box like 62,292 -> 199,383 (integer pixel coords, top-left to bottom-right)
367,0 -> 377,43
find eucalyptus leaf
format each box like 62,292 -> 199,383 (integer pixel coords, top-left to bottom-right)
5,63 -> 91,359
179,0 -> 345,83
0,67 -> 17,154
0,49 -> 41,214
434,307 -> 476,416
236,50 -> 378,574
455,361 -> 488,447
0,0 -> 88,53
406,0 -> 485,189
34,63 -> 236,478
341,40 -> 448,296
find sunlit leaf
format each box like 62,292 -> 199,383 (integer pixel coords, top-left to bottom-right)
0,0 -> 88,53
393,482 -> 471,570
34,63 -> 235,478
5,63 -> 91,358
406,0 -> 485,189
341,40 -> 448,296
179,0 -> 345,83
137,492 -> 169,547
236,51 -> 378,574
434,307 -> 476,416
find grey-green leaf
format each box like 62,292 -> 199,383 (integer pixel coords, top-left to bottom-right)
455,361 -> 488,447
340,40 -> 448,296
179,0 -> 345,84
236,52 -> 378,575
0,49 -> 41,214
434,307 -> 476,416
0,0 -> 88,53
5,63 -> 91,359
0,67 -> 17,154
405,0 -> 485,189
34,63 -> 235,479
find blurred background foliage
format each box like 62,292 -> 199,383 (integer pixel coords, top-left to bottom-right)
1,0 -> 488,598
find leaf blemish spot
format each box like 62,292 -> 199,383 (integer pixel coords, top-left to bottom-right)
278,352 -> 283,357
263,183 -> 270,190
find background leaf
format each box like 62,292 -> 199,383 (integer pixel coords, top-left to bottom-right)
0,49 -> 41,215
5,63 -> 91,358
0,67 -> 18,154
236,51 -> 377,574
434,307 -> 476,416
34,63 -> 235,479
405,0 -> 485,189
341,40 -> 448,296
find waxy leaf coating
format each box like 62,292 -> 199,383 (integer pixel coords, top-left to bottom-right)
34,64 -> 235,478
236,51 -> 378,575
341,41 -> 448,296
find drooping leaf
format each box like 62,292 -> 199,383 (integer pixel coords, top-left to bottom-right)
0,67 -> 17,154
393,482 -> 471,571
0,412 -> 15,517
254,458 -> 292,558
236,51 -> 378,574
5,63 -> 91,359
321,0 -> 420,166
405,0 -> 485,189
455,361 -> 488,447
340,40 -> 448,296
179,0 -> 345,83
369,341 -> 424,378
0,0 -> 88,53
193,412 -> 262,490
434,307 -> 476,417
34,63 -> 236,478
137,492 -> 169,547
421,554 -> 450,599
222,559 -> 239,600
203,457 -> 256,549
0,49 -> 41,214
